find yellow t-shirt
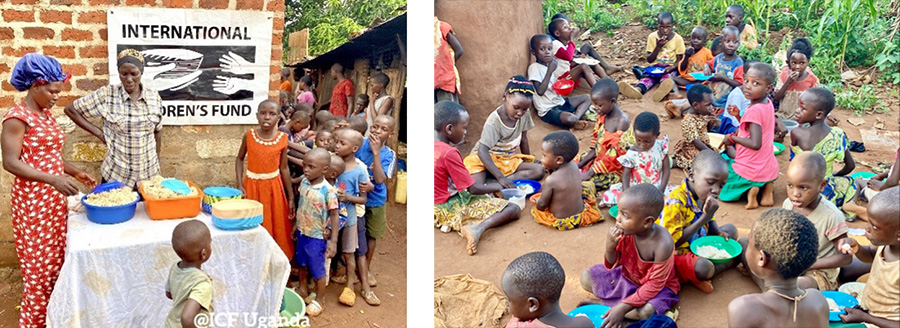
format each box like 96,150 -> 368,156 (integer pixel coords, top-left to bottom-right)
165,264 -> 213,328
860,246 -> 900,325
646,31 -> 685,66
739,23 -> 759,50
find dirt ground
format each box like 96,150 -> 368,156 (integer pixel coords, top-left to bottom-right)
0,203 -> 407,328
435,23 -> 899,327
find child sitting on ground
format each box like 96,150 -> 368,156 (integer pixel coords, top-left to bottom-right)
670,26 -> 714,100
333,129 -> 379,306
528,35 -> 593,129
531,131 -> 602,230
704,26 -> 744,111
790,87 -> 859,221
728,209 -> 828,327
464,76 -> 545,190
356,114 -> 397,287
846,119 -> 899,220
296,75 -> 316,107
503,251 -> 593,328
579,184 -> 680,326
367,73 -> 394,129
716,59 -> 759,134
434,101 -> 519,255
294,148 -> 340,316
658,150 -> 738,294
774,38 -> 820,120
620,11 -> 684,102
600,112 -> 671,206
353,94 -> 368,118
577,78 -> 634,191
549,13 -> 622,75
672,85 -> 717,170
782,152 -> 851,291
838,186 -> 900,327
720,62 -> 779,209
725,4 -> 758,50
166,220 -> 213,328
548,18 -> 602,87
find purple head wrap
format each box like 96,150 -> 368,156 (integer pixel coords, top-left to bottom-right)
9,53 -> 70,92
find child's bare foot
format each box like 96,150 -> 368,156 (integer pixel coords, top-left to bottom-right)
574,120 -> 590,130
461,224 -> 483,255
843,202 -> 869,221
736,263 -> 751,276
668,92 -> 684,100
746,187 -> 760,209
607,66 -> 623,74
664,101 -> 680,118
691,280 -> 714,294
760,183 -> 774,207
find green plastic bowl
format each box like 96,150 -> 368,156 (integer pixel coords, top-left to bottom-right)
279,288 -> 305,328
690,236 -> 743,264
773,142 -> 785,155
609,205 -> 619,218
849,172 -> 876,180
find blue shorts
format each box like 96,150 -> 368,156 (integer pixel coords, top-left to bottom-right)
355,215 -> 367,256
294,232 -> 327,280
539,98 -> 575,127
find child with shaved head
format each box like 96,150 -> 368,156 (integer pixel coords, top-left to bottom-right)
503,251 -> 593,327
728,209 -> 828,327
838,186 -> 900,327
782,151 -> 851,291
531,131 -> 602,230
166,220 -> 213,328
580,184 -> 680,327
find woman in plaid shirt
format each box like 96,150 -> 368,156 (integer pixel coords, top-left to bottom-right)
65,49 -> 163,188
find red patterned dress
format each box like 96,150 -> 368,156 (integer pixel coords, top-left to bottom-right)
3,104 -> 67,327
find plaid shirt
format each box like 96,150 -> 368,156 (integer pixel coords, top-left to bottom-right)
72,84 -> 163,187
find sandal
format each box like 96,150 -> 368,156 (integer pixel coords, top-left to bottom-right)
331,274 -> 348,284
339,287 -> 356,306
307,300 -> 323,317
362,290 -> 381,306
368,271 -> 378,287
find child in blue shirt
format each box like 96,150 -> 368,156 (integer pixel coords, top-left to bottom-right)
355,114 -> 397,288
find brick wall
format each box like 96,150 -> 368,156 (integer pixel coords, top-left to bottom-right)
0,0 -> 285,266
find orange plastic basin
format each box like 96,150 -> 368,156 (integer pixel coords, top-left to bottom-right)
138,180 -> 204,220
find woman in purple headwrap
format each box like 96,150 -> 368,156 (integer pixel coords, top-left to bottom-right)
1,53 -> 97,327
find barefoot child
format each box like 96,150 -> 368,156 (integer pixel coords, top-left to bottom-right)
720,62 -> 778,209
503,252 -> 594,328
600,112 -> 671,207
672,85 -> 717,170
576,78 -> 634,191
783,152 -> 852,291
728,209 -> 828,327
838,186 -> 900,327
294,148 -> 340,316
725,4 -> 758,50
658,150 -> 737,294
790,87 -> 859,221
434,101 -> 519,255
580,184 -> 680,326
356,114 -> 397,286
774,38 -> 820,120
530,131 -> 602,230
705,26 -> 744,111
235,100 -> 295,259
620,12 -> 684,102
464,76 -> 545,190
549,13 -> 622,75
549,18 -> 602,86
528,35 -> 593,129
671,26 -> 714,97
166,220 -> 213,328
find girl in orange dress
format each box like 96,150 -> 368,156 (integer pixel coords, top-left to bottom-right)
236,100 -> 295,259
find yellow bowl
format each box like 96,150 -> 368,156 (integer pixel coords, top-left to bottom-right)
708,133 -> 725,149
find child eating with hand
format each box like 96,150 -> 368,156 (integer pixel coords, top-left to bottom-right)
503,251 -> 593,328
672,85 -> 717,170
548,18 -> 602,86
837,186 -> 900,327
783,152 -> 851,291
580,184 -> 680,327
353,94 -> 369,118
434,101 -> 519,255
671,26 -> 714,99
720,62 -> 779,209
659,150 -> 737,294
600,112 -> 671,207
576,78 -> 634,191
728,209 -> 828,327
166,220 -> 213,328
620,12 -> 685,102
774,38 -> 820,120
530,131 -> 601,230
790,87 -> 859,221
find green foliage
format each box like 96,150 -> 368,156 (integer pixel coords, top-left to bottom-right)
832,84 -> 888,116
284,0 -> 405,58
875,40 -> 900,84
543,0 -> 626,34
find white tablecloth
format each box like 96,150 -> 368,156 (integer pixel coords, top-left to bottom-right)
47,203 -> 290,328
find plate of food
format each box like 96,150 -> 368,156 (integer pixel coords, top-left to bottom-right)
774,142 -> 785,155
822,290 -> 858,322
645,66 -> 666,77
513,179 -> 541,197
690,235 -> 742,263
573,57 -> 600,66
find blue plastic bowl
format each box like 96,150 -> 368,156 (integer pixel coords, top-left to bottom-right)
567,304 -> 610,327
822,291 -> 859,321
513,179 -> 542,197
849,172 -> 876,180
645,66 -> 666,77
689,72 -> 713,81
212,214 -> 263,231
202,186 -> 242,213
81,195 -> 139,224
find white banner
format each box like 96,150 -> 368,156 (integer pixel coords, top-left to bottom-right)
107,7 -> 273,125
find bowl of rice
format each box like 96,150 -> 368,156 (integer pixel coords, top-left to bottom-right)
690,235 -> 742,263
81,187 -> 140,224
